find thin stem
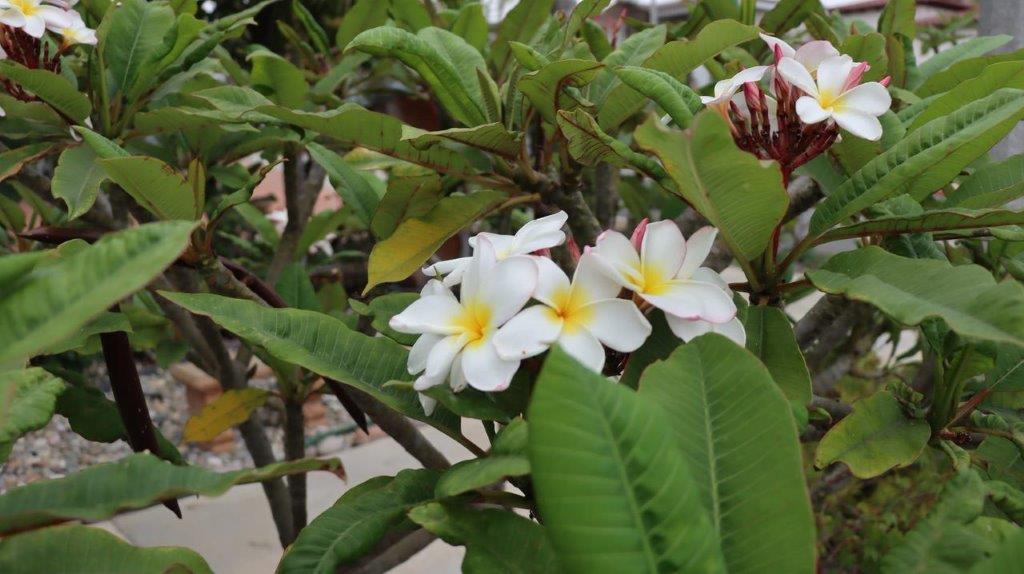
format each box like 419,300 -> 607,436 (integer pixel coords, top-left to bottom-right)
284,400 -> 307,532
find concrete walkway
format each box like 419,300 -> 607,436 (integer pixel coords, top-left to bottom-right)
98,425 -> 486,573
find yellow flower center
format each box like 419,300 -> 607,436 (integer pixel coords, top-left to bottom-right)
547,286 -> 595,334
454,299 -> 492,346
627,264 -> 671,296
818,89 -> 844,112
11,0 -> 37,15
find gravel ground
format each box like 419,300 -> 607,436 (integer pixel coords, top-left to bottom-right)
1,362 -> 358,492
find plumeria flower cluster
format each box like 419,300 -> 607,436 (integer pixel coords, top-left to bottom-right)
390,212 -> 744,414
702,33 -> 892,180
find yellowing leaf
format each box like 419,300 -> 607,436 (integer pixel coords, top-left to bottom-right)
184,388 -> 269,442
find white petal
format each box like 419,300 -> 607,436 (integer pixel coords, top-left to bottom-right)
0,12 -> 26,28
408,333 -> 443,374
462,235 -> 498,302
418,393 -> 438,416
424,334 -> 469,380
795,96 -> 831,124
389,295 -> 465,335
449,354 -> 467,392
833,109 -> 883,141
577,299 -> 651,353
572,253 -> 623,303
664,314 -> 714,342
480,255 -> 538,326
838,82 -> 892,116
777,57 -> 818,97
511,211 -> 568,254
533,256 -> 571,308
38,4 -> 68,26
23,15 -> 45,37
677,226 -> 717,280
643,279 -> 737,323
556,329 -> 606,372
640,220 -> 686,281
731,65 -> 769,86
794,40 -> 840,72
690,267 -> 730,291
816,55 -> 855,98
590,231 -> 642,289
760,33 -> 796,59
493,305 -> 563,360
713,317 -> 747,346
422,257 -> 470,281
413,373 -> 444,391
461,338 -> 520,391
471,232 -> 517,257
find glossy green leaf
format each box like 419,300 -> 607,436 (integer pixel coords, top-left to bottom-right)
760,0 -> 824,35
450,2 -> 487,54
0,525 -> 212,574
277,469 -> 438,573
250,50 -> 309,107
809,89 -> 1024,236
620,311 -> 679,389
0,143 -> 52,184
0,221 -> 194,367
909,62 -> 1024,132
371,173 -> 443,239
915,35 -> 1012,83
948,154 -> 1024,209
0,369 -> 64,461
817,208 -> 1024,243
915,48 -> 1024,98
307,142 -> 381,227
159,292 -> 461,438
556,108 -> 667,180
598,20 -> 759,131
100,0 -> 177,96
348,26 -> 491,126
562,0 -> 611,48
807,246 -> 1024,347
639,335 -> 816,573
404,123 -> 520,160
589,25 -> 666,108
877,0 -> 915,38
971,528 -> 1024,574
529,347 -> 724,574
409,503 -> 559,574
0,453 -> 340,535
51,144 -> 107,220
0,61 -> 91,121
518,59 -> 603,123
98,156 -> 196,221
635,112 -> 787,261
743,306 -> 812,406
490,0 -> 554,72
364,190 -> 505,292
337,0 -> 390,50
434,455 -> 529,499
613,66 -> 701,127
815,391 -> 930,478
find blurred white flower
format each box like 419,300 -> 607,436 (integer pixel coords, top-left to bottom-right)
0,0 -> 72,38
493,254 -> 651,372
48,10 -> 96,46
760,33 -> 839,73
700,66 -> 769,112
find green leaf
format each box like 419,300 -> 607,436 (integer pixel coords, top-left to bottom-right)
638,335 -> 816,574
0,453 -> 341,535
450,2 -> 487,54
760,0 -> 824,35
100,0 -> 177,97
555,108 -> 668,180
839,32 -> 888,82
403,123 -> 520,160
51,144 -> 107,220
518,58 -> 603,123
0,143 -> 53,184
348,26 -> 492,126
249,50 -> 309,108
159,292 -> 462,439
277,469 -> 438,573
743,306 -> 812,406
307,142 -> 381,227
598,20 -> 759,131
0,525 -> 212,574
562,0 -> 611,48
635,112 -> 787,262
490,0 -> 554,72
613,65 -> 701,128
815,391 -> 930,478
434,455 -> 530,499
364,190 -> 505,293
809,89 -> 1024,236
877,0 -> 915,38
0,61 -> 91,122
355,292 -> 417,344
915,48 -> 1024,98
916,35 -> 1012,83
421,384 -> 515,422
74,126 -> 130,159
908,62 -> 1024,133
408,503 -> 559,574
0,369 -> 64,462
98,156 -> 196,221
947,154 -> 1024,209
0,221 -> 194,367
807,246 -> 1024,347
529,347 -> 724,574
620,311 -> 680,389
589,25 -> 666,108
371,172 -> 443,239
260,104 -> 475,176
972,528 -> 1024,574
817,208 -> 1024,243
183,388 -> 270,442
337,0 -> 390,50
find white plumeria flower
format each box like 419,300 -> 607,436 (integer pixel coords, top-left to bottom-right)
589,223 -> 737,327
48,10 -> 96,46
423,211 -> 567,287
760,33 -> 839,73
663,267 -> 746,346
0,0 -> 72,38
493,254 -> 651,372
700,66 -> 769,112
778,55 -> 892,141
391,236 -> 538,414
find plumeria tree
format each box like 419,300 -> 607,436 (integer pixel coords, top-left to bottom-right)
5,0 -> 1024,572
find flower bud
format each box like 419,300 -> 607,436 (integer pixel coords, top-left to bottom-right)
630,218 -> 649,251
